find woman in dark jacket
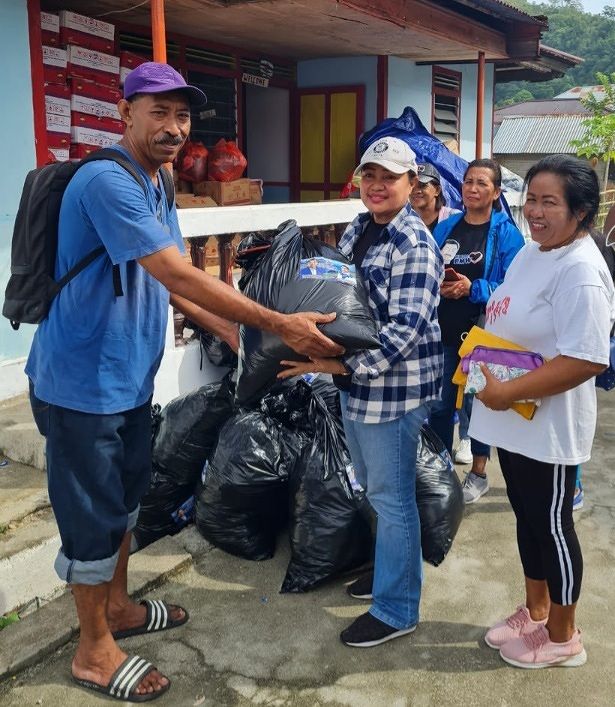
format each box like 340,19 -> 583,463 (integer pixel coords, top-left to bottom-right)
429,158 -> 525,503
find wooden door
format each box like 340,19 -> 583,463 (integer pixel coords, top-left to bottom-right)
295,86 -> 364,201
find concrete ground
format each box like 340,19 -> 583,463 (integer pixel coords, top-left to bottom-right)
1,390 -> 614,706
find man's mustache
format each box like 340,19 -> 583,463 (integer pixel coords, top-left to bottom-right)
154,135 -> 185,146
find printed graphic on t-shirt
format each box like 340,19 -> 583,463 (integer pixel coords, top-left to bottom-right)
453,250 -> 483,266
485,295 -> 511,325
440,239 -> 460,265
298,257 -> 356,284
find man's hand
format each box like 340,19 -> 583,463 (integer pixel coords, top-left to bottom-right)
475,363 -> 513,411
277,357 -> 348,380
277,312 -> 344,358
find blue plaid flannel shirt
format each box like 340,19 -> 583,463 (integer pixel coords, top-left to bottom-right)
340,203 -> 444,423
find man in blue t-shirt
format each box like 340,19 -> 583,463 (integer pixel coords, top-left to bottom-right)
26,62 -> 342,702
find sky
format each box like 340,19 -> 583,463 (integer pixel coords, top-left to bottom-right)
579,0 -> 611,12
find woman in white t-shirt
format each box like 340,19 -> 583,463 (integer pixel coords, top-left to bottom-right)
470,155 -> 614,669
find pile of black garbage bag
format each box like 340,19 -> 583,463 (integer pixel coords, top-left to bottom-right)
133,374 -> 236,550
134,221 -> 464,590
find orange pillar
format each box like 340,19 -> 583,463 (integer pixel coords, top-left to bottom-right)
151,0 -> 167,63
475,51 -> 485,159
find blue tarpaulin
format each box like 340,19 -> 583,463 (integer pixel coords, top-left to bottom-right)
358,107 -> 511,215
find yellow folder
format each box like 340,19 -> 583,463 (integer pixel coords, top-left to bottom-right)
452,326 -> 538,420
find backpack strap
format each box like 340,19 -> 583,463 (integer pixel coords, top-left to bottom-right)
56,245 -> 106,289
81,148 -> 147,193
158,166 -> 176,211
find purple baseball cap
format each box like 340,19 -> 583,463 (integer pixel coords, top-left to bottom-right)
124,62 -> 207,108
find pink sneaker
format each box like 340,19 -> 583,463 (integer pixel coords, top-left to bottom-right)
500,625 -> 587,669
484,606 -> 547,649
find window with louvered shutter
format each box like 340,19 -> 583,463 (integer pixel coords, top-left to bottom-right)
432,67 -> 461,143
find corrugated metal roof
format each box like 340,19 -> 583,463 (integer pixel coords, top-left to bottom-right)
555,86 -> 606,100
493,115 -> 589,154
494,99 -> 588,121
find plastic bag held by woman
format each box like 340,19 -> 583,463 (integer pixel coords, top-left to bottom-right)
236,220 -> 380,404
207,138 -> 247,182
177,140 -> 209,183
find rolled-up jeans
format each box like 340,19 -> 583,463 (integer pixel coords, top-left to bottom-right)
340,393 -> 429,630
29,381 -> 151,585
428,344 -> 490,458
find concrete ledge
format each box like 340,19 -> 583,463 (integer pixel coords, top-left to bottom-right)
0,530 -> 206,680
0,394 -> 45,471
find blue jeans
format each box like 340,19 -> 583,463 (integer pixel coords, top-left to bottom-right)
340,393 -> 428,629
428,345 -> 490,458
29,382 -> 152,585
458,394 -> 472,440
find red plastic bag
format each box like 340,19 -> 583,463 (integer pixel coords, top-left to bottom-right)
177,141 -> 208,183
208,139 -> 247,182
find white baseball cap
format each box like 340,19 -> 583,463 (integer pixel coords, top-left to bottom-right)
354,137 -> 418,176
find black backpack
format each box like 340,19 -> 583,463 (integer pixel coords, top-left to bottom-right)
2,148 -> 175,330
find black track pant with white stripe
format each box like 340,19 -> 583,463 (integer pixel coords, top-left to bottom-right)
497,448 -> 582,606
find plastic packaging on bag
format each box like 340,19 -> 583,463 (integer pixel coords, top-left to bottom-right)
236,220 -> 380,404
281,387 -> 372,593
416,425 -> 464,566
207,138 -> 247,182
177,140 -> 208,183
151,375 -> 235,487
195,403 -> 304,560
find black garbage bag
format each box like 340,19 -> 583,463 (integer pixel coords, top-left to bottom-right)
416,425 -> 464,567
281,388 -> 372,592
150,403 -> 162,444
152,375 -> 235,487
236,220 -> 380,404
303,373 -> 341,419
235,231 -> 273,293
195,405 -> 304,560
192,327 -> 238,369
132,470 -> 195,550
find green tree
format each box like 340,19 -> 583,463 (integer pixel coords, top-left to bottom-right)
496,1 -> 615,103
512,89 -> 535,103
569,72 -> 615,190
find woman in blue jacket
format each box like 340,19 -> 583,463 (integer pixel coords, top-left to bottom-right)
429,158 -> 525,503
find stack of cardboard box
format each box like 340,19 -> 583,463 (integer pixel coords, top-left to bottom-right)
41,10 -> 137,162
40,10 -> 263,210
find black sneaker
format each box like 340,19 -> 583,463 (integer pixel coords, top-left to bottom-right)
346,572 -> 374,600
340,612 -> 417,648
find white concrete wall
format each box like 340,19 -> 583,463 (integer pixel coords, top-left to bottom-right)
0,0 -> 37,365
445,62 -> 494,161
386,58 -> 494,162
245,84 -> 291,203
387,57 -> 432,126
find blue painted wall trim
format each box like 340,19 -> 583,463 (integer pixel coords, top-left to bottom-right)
1,0 -> 36,361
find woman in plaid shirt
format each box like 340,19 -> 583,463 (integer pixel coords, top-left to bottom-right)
279,136 -> 443,647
